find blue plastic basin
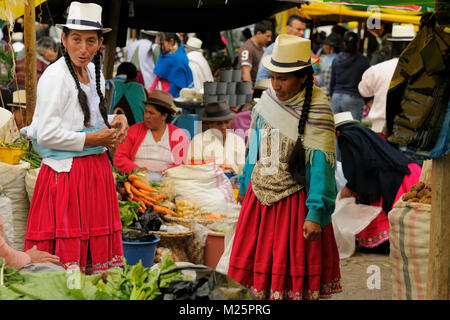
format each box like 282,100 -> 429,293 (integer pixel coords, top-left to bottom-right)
122,235 -> 160,267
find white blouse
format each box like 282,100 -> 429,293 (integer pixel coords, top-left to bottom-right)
134,125 -> 174,173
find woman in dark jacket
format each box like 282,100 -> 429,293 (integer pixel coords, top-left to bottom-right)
330,31 -> 370,121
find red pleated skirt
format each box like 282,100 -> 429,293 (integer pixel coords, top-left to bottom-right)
356,163 -> 422,248
228,182 -> 342,300
24,153 -> 124,274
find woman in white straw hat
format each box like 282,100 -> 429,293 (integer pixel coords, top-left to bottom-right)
21,2 -> 128,274
228,34 -> 342,300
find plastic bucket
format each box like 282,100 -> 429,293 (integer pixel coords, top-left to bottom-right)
122,235 -> 160,267
204,232 -> 225,269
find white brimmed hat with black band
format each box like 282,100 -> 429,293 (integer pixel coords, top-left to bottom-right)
7,90 -> 27,109
201,101 -> 236,122
56,2 -> 111,33
387,24 -> 415,42
334,111 -> 360,128
262,34 -> 319,73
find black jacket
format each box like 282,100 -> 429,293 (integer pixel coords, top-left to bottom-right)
330,52 -> 370,97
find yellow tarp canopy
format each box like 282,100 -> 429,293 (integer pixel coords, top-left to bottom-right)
0,0 -> 46,23
274,2 -> 422,34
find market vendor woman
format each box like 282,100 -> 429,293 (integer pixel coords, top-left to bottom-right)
113,89 -> 189,180
21,2 -> 128,274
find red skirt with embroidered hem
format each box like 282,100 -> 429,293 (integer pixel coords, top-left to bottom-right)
356,163 -> 422,248
228,182 -> 342,300
24,152 -> 124,274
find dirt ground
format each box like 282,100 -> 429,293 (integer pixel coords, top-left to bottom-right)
330,250 -> 393,300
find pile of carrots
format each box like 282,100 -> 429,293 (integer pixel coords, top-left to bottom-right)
124,174 -> 177,216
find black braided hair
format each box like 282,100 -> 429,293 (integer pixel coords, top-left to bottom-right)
63,49 -> 90,127
288,66 -> 314,186
94,51 -> 110,128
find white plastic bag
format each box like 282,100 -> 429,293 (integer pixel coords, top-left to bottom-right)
331,191 -> 382,259
25,168 -> 40,203
162,163 -> 235,213
0,160 -> 30,251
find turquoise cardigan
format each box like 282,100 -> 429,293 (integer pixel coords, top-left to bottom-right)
238,114 -> 336,227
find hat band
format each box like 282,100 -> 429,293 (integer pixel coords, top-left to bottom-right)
270,58 -> 311,68
66,19 -> 103,29
205,109 -> 232,118
390,35 -> 414,39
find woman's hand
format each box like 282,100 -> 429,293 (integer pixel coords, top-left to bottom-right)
339,186 -> 354,199
110,114 -> 129,144
303,221 -> 322,241
25,246 -> 60,264
85,128 -> 117,149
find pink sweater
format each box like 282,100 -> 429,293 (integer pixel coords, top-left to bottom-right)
0,217 -> 31,269
113,122 -> 189,174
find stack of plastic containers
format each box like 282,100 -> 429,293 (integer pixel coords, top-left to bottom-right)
203,68 -> 253,107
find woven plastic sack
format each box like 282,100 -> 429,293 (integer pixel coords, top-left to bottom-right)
162,163 -> 235,214
388,200 -> 431,300
25,168 -> 40,203
0,189 -> 14,246
0,160 -> 30,251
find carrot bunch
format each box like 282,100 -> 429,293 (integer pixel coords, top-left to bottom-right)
124,174 -> 176,216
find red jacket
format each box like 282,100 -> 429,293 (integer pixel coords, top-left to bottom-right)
113,122 -> 189,174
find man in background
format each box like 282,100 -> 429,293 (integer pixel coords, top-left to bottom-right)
237,20 -> 273,86
255,15 -> 307,82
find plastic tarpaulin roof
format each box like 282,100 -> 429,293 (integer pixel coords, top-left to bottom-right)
322,1 -> 434,12
297,2 -> 424,24
0,0 -> 47,22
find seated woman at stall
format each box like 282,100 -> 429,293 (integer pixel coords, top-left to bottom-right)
335,111 -> 421,253
187,101 -> 246,177
113,90 -> 189,180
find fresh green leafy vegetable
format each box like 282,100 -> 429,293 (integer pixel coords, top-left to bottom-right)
119,200 -> 141,227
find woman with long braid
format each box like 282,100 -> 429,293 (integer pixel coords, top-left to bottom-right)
21,2 -> 129,274
228,35 -> 342,300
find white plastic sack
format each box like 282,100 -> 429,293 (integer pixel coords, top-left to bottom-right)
25,168 -> 40,203
162,163 -> 235,214
331,191 -> 382,259
215,203 -> 240,274
0,191 -> 14,246
0,160 -> 30,251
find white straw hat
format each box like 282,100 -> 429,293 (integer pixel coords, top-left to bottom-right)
185,37 -> 203,51
141,30 -> 158,36
56,2 -> 111,33
7,90 -> 27,109
334,111 -> 359,128
262,34 -> 318,73
387,24 -> 415,41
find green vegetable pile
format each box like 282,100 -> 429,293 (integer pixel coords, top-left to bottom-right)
21,149 -> 42,169
0,140 -> 29,150
119,200 -> 141,227
0,255 -> 183,300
